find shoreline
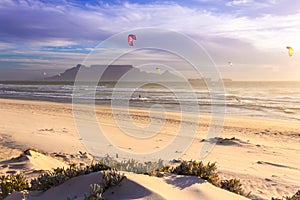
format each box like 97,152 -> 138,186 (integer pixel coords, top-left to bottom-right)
0,95 -> 299,124
0,98 -> 299,199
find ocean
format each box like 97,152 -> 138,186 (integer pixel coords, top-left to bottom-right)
0,81 -> 299,122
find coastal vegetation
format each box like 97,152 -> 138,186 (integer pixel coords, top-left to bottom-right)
0,150 -> 247,199
0,150 -> 298,199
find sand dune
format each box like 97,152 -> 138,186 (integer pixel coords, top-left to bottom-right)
6,172 -> 250,200
2,149 -> 249,200
0,149 -> 67,177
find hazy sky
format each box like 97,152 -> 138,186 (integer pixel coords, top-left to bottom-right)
0,0 -> 299,80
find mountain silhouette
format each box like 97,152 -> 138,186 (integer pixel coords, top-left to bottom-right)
46,64 -> 180,82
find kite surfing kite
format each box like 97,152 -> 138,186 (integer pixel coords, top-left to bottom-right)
156,67 -> 161,74
286,46 -> 293,57
128,34 -> 136,47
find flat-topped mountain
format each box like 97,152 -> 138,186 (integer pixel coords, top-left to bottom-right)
46,64 -> 180,82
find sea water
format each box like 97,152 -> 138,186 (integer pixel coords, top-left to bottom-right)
0,81 -> 299,122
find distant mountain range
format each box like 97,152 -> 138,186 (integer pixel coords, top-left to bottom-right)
45,64 -> 181,82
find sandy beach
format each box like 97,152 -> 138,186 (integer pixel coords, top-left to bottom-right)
1,0 -> 300,199
0,98 -> 299,199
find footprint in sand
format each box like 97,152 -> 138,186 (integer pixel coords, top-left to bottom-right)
257,161 -> 299,170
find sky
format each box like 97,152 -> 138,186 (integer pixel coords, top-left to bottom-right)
0,0 -> 300,80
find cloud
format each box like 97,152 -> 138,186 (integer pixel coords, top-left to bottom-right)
0,0 -> 300,80
0,0 -> 111,44
1,0 -> 299,51
0,58 -> 51,63
226,0 -> 253,6
0,42 -> 14,50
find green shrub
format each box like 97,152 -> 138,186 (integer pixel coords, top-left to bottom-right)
84,169 -> 125,200
84,184 -> 104,200
102,169 -> 125,189
98,156 -> 164,176
272,190 -> 300,200
31,162 -> 110,191
290,190 -> 300,200
169,160 -> 219,186
220,178 -> 250,197
30,170 -> 67,191
0,174 -> 29,199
